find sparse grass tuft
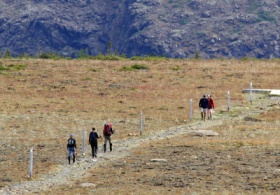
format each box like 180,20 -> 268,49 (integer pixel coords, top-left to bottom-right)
120,64 -> 149,71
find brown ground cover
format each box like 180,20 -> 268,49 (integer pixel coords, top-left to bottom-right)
0,58 -> 279,194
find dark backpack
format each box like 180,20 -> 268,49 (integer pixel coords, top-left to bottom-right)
104,124 -> 111,136
89,132 -> 98,143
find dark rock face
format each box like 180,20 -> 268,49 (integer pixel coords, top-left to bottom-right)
1,0 -> 280,58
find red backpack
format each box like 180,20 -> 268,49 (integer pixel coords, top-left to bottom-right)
103,124 -> 111,136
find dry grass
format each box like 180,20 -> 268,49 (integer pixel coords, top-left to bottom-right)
0,58 -> 279,194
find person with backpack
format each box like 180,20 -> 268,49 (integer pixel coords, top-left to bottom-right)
199,94 -> 209,121
88,127 -> 102,158
103,123 -> 114,152
207,94 -> 215,120
67,134 -> 77,164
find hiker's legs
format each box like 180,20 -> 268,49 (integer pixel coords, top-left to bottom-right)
104,136 -> 111,152
90,144 -> 95,158
106,136 -> 112,151
93,142 -> 98,157
200,108 -> 203,120
209,109 -> 212,119
73,149 -> 76,163
203,109 -> 207,121
68,148 -> 74,164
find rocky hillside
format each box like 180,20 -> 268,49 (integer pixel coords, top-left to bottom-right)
1,0 -> 280,58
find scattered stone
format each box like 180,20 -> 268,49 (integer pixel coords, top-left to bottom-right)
81,183 -> 96,188
187,130 -> 219,137
127,133 -> 138,136
150,159 -> 168,162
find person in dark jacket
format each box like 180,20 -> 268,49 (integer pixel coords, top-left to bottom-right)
199,94 -> 209,121
67,134 -> 77,164
89,127 -> 101,158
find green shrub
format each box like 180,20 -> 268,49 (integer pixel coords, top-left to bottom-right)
7,64 -> 26,70
120,64 -> 149,71
0,64 -> 9,71
0,64 -> 26,71
38,52 -> 63,60
130,56 -> 168,61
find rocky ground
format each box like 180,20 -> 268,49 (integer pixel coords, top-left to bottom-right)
1,94 -> 279,195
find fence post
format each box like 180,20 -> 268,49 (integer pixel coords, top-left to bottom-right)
189,99 -> 193,121
250,82 -> 253,102
140,111 -> 143,136
29,147 -> 33,178
82,130 -> 86,155
227,90 -> 230,111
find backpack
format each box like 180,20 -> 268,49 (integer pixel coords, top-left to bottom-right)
104,124 -> 111,136
68,138 -> 75,147
89,132 -> 98,142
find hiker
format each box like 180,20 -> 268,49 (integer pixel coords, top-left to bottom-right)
89,127 -> 101,158
67,134 -> 77,164
199,94 -> 209,121
207,95 -> 215,120
103,123 -> 114,152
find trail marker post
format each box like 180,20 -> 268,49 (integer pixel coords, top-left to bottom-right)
29,147 -> 33,178
140,111 -> 143,136
189,99 -> 193,121
227,90 -> 230,111
82,130 -> 86,155
250,82 -> 253,102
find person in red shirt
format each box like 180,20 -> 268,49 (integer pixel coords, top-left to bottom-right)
207,95 -> 215,120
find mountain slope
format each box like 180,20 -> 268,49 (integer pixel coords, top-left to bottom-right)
0,0 -> 280,58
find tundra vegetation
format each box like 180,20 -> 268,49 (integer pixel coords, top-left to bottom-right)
0,58 -> 279,194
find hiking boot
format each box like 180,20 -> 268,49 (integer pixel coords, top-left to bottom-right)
103,144 -> 106,153
110,143 -> 112,151
73,155 -> 75,163
68,156 -> 71,164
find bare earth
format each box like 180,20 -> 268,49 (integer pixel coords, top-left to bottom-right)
0,59 -> 279,195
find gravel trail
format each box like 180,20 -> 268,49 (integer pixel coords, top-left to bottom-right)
1,97 -> 276,194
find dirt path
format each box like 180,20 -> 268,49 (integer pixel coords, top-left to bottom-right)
1,96 -> 278,194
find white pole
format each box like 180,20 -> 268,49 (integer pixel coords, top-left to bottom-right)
82,130 -> 86,155
250,82 -> 253,102
227,90 -> 230,111
189,99 -> 193,121
140,111 -> 143,135
29,147 -> 33,178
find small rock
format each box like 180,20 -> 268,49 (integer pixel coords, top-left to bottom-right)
150,159 -> 168,162
81,183 -> 96,188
